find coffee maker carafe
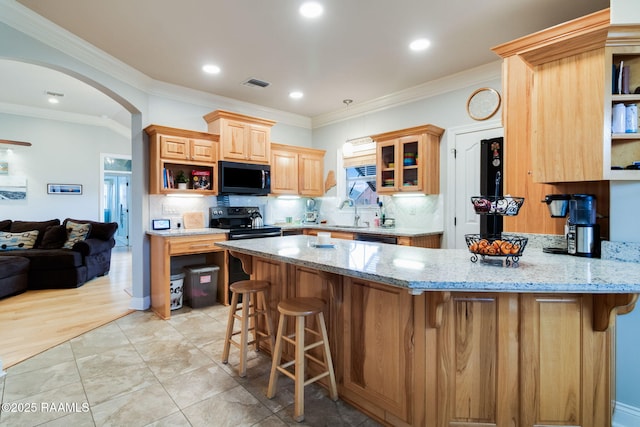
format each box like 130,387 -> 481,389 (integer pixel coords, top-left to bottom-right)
567,194 -> 600,258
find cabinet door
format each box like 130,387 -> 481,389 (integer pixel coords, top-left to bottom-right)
435,293 -> 518,426
520,294 -> 611,427
341,277 -> 414,423
252,257 -> 288,346
377,139 -> 399,193
221,120 -> 249,161
271,149 -> 299,194
160,135 -> 189,160
190,138 -> 216,162
247,124 -> 270,163
531,49 -> 605,182
298,152 -> 324,196
397,135 -> 423,192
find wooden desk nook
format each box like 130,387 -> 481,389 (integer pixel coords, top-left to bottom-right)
148,230 -> 228,319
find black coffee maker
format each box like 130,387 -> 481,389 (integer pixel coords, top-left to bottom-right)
542,194 -> 600,258
566,194 -> 600,258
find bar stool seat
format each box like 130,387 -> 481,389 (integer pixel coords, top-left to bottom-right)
267,297 -> 338,422
222,280 -> 275,377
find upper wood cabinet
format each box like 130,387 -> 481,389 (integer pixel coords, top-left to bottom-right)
145,124 -> 218,195
493,9 -> 640,183
158,134 -> 217,163
371,125 -> 444,195
491,9 -> 613,237
270,143 -> 326,197
203,110 -> 275,164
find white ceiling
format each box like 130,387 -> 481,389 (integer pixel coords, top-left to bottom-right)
2,0 -> 610,127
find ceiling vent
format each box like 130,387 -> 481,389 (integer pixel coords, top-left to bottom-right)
242,78 -> 270,88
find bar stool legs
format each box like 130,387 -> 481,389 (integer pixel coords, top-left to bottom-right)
222,280 -> 274,377
267,297 -> 338,422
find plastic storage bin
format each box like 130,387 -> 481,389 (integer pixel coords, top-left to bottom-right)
183,264 -> 219,308
169,273 -> 184,310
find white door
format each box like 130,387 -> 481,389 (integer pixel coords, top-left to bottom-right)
452,126 -> 504,249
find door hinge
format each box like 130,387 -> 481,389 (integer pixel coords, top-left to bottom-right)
452,148 -> 457,158
454,217 -> 457,226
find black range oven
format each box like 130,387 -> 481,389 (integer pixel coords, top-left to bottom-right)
210,207 -> 281,302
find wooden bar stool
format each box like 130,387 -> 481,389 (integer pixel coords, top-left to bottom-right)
267,297 -> 338,422
222,280 -> 275,377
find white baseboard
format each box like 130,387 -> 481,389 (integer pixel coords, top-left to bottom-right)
613,401 -> 640,427
129,296 -> 150,311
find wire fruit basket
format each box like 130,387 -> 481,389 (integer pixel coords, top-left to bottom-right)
465,234 -> 528,266
470,196 -> 525,216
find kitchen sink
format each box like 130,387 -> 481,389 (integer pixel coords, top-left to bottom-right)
331,225 -> 370,229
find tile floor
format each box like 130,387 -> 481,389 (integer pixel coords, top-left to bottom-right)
0,304 -> 382,427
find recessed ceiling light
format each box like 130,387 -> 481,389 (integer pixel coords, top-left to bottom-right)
289,91 -> 304,99
202,64 -> 221,74
45,90 -> 64,104
299,2 -> 323,18
409,38 -> 431,51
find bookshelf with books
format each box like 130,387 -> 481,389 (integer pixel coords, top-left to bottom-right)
146,125 -> 218,195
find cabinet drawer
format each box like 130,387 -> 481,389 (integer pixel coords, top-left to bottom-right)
169,234 -> 226,255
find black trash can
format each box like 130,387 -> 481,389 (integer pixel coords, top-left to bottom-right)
183,264 -> 219,308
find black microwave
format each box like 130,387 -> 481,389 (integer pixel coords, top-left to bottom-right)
218,161 -> 271,195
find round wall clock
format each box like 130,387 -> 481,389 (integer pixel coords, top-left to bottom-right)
466,87 -> 501,121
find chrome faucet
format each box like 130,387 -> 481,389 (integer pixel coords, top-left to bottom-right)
339,198 -> 360,227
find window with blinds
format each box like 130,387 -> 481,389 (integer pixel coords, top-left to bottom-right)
343,137 -> 377,206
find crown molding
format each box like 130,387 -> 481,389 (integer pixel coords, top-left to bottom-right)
312,61 -> 503,128
147,80 -> 312,129
0,101 -> 131,138
0,0 -> 151,90
2,0 -> 502,132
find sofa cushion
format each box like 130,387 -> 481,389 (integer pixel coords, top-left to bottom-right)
63,221 -> 91,249
64,218 -> 117,241
2,248 -> 84,270
40,225 -> 67,249
0,220 -> 11,231
0,230 -> 39,251
10,219 -> 60,248
0,256 -> 30,279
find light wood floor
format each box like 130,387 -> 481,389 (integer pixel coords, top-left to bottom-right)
0,247 -> 133,369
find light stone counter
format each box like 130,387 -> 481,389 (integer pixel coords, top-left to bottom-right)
215,235 -> 640,294
146,228 -> 228,237
277,223 -> 442,237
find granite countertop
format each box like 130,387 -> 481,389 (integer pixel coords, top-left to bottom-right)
146,228 -> 228,237
146,225 -> 442,238
278,223 -> 443,237
215,235 -> 640,294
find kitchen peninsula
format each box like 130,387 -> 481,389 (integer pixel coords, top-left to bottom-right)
215,235 -> 639,427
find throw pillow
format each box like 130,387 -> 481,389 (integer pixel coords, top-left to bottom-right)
10,219 -> 60,248
40,225 -> 68,249
63,221 -> 91,249
0,230 -> 39,251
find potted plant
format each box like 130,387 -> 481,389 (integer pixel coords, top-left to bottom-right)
175,170 -> 189,189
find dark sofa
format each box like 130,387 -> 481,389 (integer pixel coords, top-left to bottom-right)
0,218 -> 118,297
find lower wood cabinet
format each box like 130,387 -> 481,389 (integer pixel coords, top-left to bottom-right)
247,257 -> 616,427
341,277 -> 415,425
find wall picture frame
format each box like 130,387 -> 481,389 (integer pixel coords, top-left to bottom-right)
47,183 -> 83,195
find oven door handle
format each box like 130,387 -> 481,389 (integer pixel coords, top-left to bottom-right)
230,231 -> 281,240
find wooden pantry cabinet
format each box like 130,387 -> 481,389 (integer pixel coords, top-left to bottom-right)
203,110 -> 275,164
146,125 -> 218,195
270,143 -> 325,197
492,9 -> 612,236
371,124 -> 444,195
494,9 -> 640,183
